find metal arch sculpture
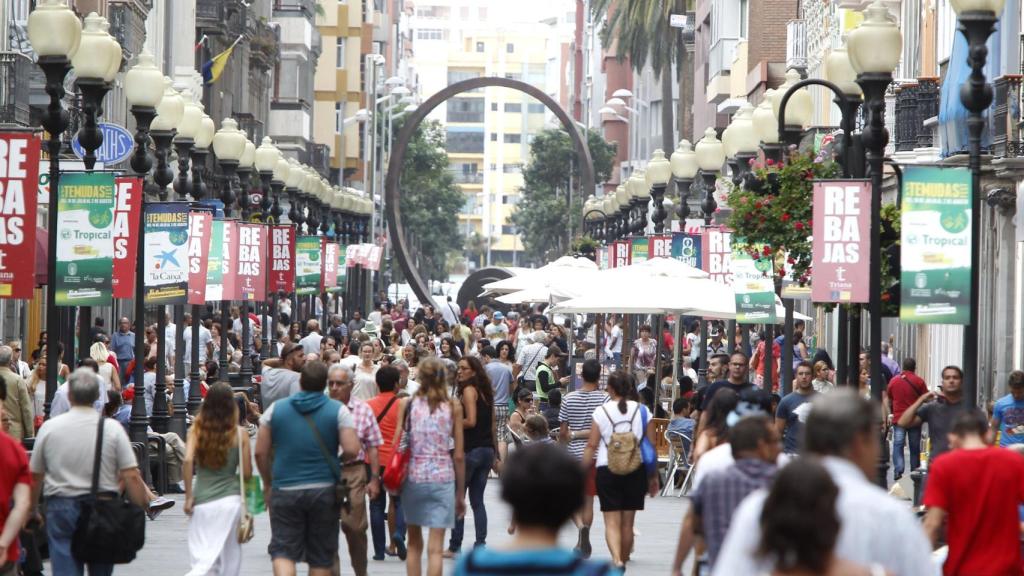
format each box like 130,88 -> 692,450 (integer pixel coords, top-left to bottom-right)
385,76 -> 596,309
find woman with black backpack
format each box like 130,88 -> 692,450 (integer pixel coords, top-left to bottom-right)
581,371 -> 659,570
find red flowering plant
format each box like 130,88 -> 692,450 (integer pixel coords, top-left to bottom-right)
724,150 -> 839,287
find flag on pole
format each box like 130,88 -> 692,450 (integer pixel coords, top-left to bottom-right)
201,35 -> 242,85
194,34 -> 208,52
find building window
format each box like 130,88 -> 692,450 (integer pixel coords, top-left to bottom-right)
503,134 -> 521,144
490,133 -> 497,141
447,97 -> 485,122
415,5 -> 450,18
506,43 -> 514,53
476,41 -> 485,52
527,103 -> 545,114
335,102 -> 342,133
503,103 -> 521,113
446,128 -> 485,153
448,69 -> 484,92
489,163 -> 497,171
336,37 -> 345,67
501,225 -> 516,234
491,102 -> 498,111
502,163 -> 523,173
478,7 -> 487,19
503,72 -> 522,80
739,0 -> 749,39
416,28 -> 446,40
460,6 -> 469,19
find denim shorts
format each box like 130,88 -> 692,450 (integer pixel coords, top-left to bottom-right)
268,486 -> 340,568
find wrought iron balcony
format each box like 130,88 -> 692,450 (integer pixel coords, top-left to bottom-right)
0,52 -> 31,127
893,78 -> 939,152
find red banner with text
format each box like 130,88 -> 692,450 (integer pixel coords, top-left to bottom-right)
111,177 -> 143,298
0,134 -> 39,298
235,223 -> 266,301
222,221 -> 239,301
701,226 -> 733,285
269,224 -> 295,293
323,242 -> 338,291
186,210 -> 213,305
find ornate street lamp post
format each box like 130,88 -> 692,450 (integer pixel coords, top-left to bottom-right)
237,137 -> 256,385
849,0 -> 902,486
670,140 -> 698,228
646,150 -> 672,234
952,0 -> 1006,410
693,127 -> 726,387
255,138 -> 281,362
212,118 -> 247,382
124,51 -> 167,444
188,111 -> 215,417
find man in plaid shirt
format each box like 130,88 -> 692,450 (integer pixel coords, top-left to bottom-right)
670,415 -> 780,575
328,364 -> 383,576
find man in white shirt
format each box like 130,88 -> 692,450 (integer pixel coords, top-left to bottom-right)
163,311 -> 176,367
298,319 -> 324,356
514,331 -> 548,393
712,390 -> 934,576
440,296 -> 461,327
603,317 -> 623,368
484,311 -> 510,341
182,313 -> 212,376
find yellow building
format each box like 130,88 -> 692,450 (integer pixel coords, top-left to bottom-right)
412,8 -> 554,266
314,0 -> 364,181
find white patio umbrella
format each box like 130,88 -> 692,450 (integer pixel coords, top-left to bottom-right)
480,255 -> 599,296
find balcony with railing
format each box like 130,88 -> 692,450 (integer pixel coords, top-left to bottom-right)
893,78 -> 940,152
707,38 -> 739,82
0,52 -> 31,127
786,20 -> 807,73
274,0 -> 317,17
449,171 -> 484,184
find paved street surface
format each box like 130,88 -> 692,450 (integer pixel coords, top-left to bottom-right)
84,480 -> 691,575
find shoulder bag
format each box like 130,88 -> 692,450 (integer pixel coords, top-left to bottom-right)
516,345 -> 544,388
639,405 -> 657,476
236,428 -> 254,543
71,416 -> 146,564
301,407 -> 351,512
382,399 -> 413,493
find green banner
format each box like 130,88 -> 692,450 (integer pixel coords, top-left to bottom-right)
55,172 -> 115,306
331,243 -> 346,293
900,166 -> 972,324
630,237 -> 648,264
205,220 -> 224,300
295,235 -> 322,295
731,241 -> 777,323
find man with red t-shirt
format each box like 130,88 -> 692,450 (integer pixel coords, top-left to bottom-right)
885,357 -> 928,480
0,408 -> 32,574
923,411 -> 1024,576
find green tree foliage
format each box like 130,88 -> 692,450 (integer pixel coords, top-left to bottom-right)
395,118 -> 463,281
510,128 -> 617,264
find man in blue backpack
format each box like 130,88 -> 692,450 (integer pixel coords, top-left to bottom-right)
256,360 -> 361,576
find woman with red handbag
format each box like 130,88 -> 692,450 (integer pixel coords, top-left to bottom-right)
387,358 -> 466,576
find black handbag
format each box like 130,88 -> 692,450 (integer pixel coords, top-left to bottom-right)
302,413 -> 352,512
71,415 -> 146,564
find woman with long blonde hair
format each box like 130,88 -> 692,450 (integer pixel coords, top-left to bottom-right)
183,383 -> 252,575
393,357 -> 466,576
90,341 -> 121,392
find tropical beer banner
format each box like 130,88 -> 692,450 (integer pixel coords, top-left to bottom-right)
142,202 -> 189,305
811,180 -> 871,303
731,240 -> 777,323
900,166 -> 972,324
335,243 -> 346,292
55,172 -> 115,306
205,219 -> 225,301
112,177 -> 143,299
630,237 -> 648,263
672,232 -> 702,269
295,235 -> 323,296
187,210 -> 213,305
0,133 -> 39,299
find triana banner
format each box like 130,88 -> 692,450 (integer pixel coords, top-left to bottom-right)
701,226 -> 732,285
205,220 -> 225,301
323,242 -> 338,291
811,180 -> 870,303
0,134 -> 40,299
55,172 -> 115,306
731,241 -> 777,323
269,225 -> 295,293
649,235 -> 672,258
112,177 -> 143,298
234,223 -> 266,301
143,202 -> 189,305
295,235 -> 323,295
187,210 -> 213,305
630,238 -> 649,263
900,166 -> 972,324
672,232 -> 702,270
221,220 -> 240,301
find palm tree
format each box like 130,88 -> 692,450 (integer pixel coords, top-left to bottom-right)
591,0 -> 688,153
464,232 -> 491,269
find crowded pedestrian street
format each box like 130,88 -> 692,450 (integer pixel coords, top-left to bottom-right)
5,0 -> 1024,575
